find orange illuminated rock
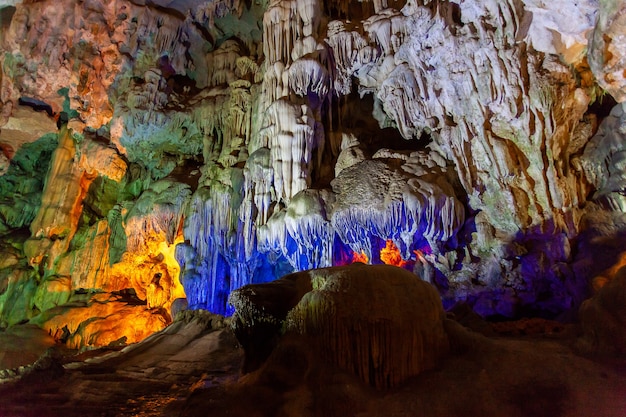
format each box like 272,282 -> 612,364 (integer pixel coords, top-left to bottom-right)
33,293 -> 168,349
26,128 -> 91,268
351,250 -> 368,264
379,239 -> 407,268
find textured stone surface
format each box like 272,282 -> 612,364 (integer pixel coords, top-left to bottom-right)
579,264 -> 626,356
588,0 -> 626,102
285,264 -> 449,388
2,0 -> 626,346
229,271 -> 313,372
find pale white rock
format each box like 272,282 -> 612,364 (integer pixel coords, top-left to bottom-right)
242,147 -> 275,225
335,133 -> 367,176
581,102 -> 626,209
287,58 -> 330,100
205,40 -> 242,87
257,209 -> 290,262
354,0 -> 592,236
588,0 -> 626,102
284,189 -> 334,269
330,158 -> 464,260
258,99 -> 320,204
522,0 -> 598,64
325,21 -> 374,95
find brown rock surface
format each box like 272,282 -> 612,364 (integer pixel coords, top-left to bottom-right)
579,265 -> 626,355
285,263 -> 449,389
1,311 -> 625,417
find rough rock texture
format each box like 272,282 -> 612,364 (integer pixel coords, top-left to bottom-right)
3,310 -> 626,417
580,102 -> 626,210
229,270 -> 313,373
588,0 -> 626,102
579,263 -> 626,356
285,264 -> 449,389
230,264 -> 448,388
2,0 -> 626,347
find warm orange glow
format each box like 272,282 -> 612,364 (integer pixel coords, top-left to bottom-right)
109,220 -> 187,317
352,250 -> 369,264
380,240 -> 407,267
37,296 -> 168,349
591,251 -> 626,293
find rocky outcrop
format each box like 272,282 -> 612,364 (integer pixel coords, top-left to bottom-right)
231,264 -> 449,388
285,264 -> 449,389
1,0 -> 626,347
229,271 -> 313,373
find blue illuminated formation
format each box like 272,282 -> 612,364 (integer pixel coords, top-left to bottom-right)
175,194 -> 445,315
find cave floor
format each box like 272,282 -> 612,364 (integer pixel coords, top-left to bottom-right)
1,314 -> 625,417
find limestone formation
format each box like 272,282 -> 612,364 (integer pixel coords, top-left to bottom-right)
588,0 -> 626,102
2,0 -> 626,348
229,271 -> 313,373
285,264 -> 449,389
230,263 -> 449,388
580,102 -> 626,210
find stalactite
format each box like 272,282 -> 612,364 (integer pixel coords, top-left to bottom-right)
259,99 -> 320,205
0,0 -> 613,334
330,158 -> 464,259
580,103 -> 626,209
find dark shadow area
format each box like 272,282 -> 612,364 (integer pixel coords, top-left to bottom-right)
0,6 -> 16,29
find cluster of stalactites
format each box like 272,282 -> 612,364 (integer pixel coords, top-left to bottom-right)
242,0 -> 329,240
257,189 -> 335,271
253,152 -> 464,273
340,0 -> 594,235
263,0 -> 321,67
254,99 -> 321,207
330,156 -> 464,260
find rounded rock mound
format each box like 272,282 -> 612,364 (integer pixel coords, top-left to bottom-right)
276,263 -> 450,389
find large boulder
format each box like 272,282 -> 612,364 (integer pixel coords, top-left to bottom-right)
228,272 -> 313,373
230,263 -> 449,388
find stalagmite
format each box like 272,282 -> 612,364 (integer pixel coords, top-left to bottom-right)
283,264 -> 449,389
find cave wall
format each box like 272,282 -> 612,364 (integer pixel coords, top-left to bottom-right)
1,0 -> 626,347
